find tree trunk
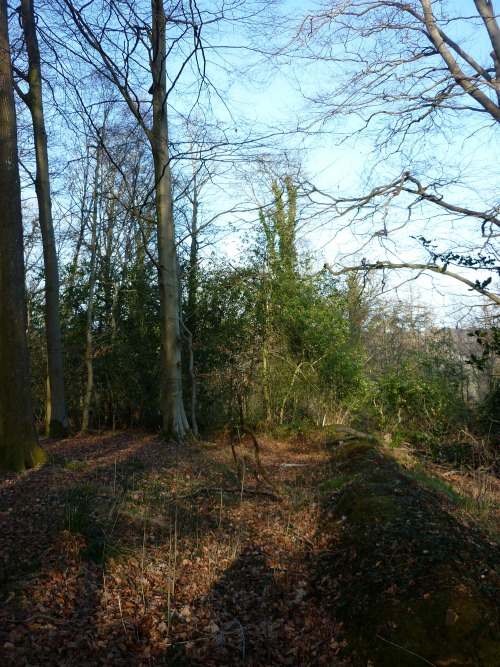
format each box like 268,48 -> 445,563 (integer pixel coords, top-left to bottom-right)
81,132 -> 102,433
262,279 -> 272,423
180,313 -> 199,437
186,151 -> 200,340
20,0 -> 67,437
185,153 -> 200,435
0,0 -> 47,471
150,0 -> 189,440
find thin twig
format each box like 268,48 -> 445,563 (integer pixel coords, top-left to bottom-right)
6,614 -> 66,625
376,635 -> 437,666
179,486 -> 280,500
248,430 -> 283,496
117,595 -> 129,638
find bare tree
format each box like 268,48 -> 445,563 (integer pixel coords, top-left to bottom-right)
0,0 -> 47,470
292,1 -> 500,131
55,0 -> 280,439
54,0 -> 217,439
149,0 -> 190,438
81,126 -> 105,433
13,0 -> 68,437
285,1 -> 500,303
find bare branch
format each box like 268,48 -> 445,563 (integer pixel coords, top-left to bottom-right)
324,261 -> 500,305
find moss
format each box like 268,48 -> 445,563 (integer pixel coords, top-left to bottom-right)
336,439 -> 372,457
318,475 -> 353,494
0,438 -> 47,471
25,441 -> 48,468
367,587 -> 500,667
330,440 -> 382,470
317,438 -> 500,667
406,466 -> 471,507
335,488 -> 399,525
64,459 -> 92,472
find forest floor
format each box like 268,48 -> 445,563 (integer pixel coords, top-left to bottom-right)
0,430 -> 499,666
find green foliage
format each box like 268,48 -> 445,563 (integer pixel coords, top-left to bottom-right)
429,442 -> 474,467
26,161 -> 476,442
468,326 -> 500,371
59,242 -> 161,430
60,483 -> 107,562
61,483 -> 98,535
473,380 -> 500,444
194,263 -> 258,427
417,238 -> 500,277
358,335 -> 470,440
124,458 -> 149,471
193,176 -> 365,429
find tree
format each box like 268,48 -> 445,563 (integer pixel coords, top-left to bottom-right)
149,0 -> 190,438
358,296 -> 470,440
257,176 -> 299,422
57,0 -> 199,439
12,0 -> 68,437
287,0 -> 500,303
81,126 -> 104,433
56,0 -> 280,438
0,0 -> 47,470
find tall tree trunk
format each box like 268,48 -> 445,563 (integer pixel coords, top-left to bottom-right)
180,294 -> 199,437
0,0 -> 47,470
81,133 -> 102,433
262,281 -> 272,423
184,152 -> 200,435
150,0 -> 189,440
186,151 -> 199,339
19,0 -> 67,437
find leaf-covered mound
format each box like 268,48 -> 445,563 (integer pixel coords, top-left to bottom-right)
315,439 -> 500,667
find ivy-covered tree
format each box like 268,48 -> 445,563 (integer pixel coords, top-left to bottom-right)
193,175 -> 365,429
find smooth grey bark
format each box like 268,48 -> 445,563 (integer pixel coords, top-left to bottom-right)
18,0 -> 68,437
151,0 -> 189,440
324,261 -> 500,306
474,0 -> 500,103
419,0 -> 500,120
0,0 -> 47,470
